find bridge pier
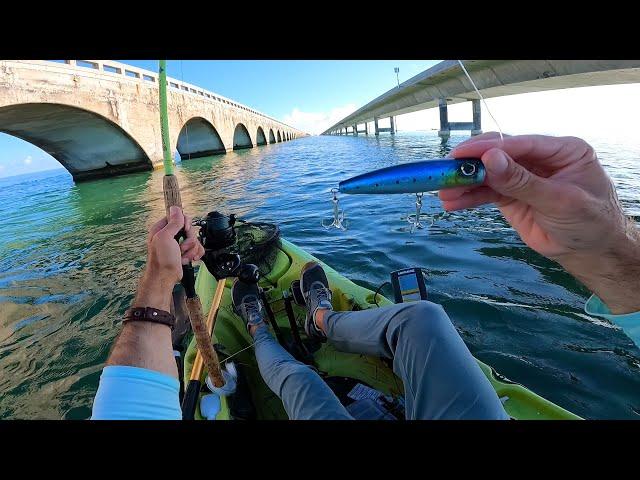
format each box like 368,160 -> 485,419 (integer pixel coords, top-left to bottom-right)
374,117 -> 379,135
353,124 -> 358,135
471,99 -> 482,136
438,98 -> 482,142
438,98 -> 450,142
356,123 -> 367,135
376,116 -> 395,135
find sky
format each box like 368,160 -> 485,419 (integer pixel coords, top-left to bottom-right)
1,60 -> 640,178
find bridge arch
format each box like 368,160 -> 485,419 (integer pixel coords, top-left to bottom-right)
277,130 -> 282,142
177,117 -> 225,159
256,126 -> 267,146
233,123 -> 253,150
268,128 -> 276,144
0,102 -> 151,181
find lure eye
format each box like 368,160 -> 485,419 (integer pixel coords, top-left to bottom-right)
460,162 -> 476,176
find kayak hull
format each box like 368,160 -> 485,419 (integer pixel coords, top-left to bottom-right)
184,238 -> 580,420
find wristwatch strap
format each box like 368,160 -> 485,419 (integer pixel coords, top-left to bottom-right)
123,307 -> 176,330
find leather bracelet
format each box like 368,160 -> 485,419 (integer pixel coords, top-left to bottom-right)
123,307 -> 176,330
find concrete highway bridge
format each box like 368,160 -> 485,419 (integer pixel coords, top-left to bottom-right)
323,60 -> 640,140
0,60 -> 306,181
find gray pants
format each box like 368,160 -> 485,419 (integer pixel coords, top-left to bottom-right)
253,301 -> 509,420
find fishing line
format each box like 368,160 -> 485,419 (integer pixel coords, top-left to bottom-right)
221,341 -> 256,364
457,60 -> 504,143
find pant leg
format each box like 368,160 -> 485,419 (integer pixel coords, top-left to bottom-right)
252,324 -> 353,420
324,301 -> 509,420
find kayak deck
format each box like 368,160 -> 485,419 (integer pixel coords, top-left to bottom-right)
184,238 -> 581,420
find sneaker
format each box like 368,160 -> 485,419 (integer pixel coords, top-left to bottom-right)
231,278 -> 265,332
300,261 -> 333,341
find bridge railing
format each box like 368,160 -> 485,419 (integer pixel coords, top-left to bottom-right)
32,60 -> 299,133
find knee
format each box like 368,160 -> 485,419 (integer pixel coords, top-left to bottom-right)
389,301 -> 453,339
262,356 -> 310,382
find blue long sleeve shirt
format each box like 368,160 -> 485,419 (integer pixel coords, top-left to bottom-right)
584,294 -> 640,348
91,365 -> 181,420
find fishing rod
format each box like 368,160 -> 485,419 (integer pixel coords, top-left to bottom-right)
157,61 -> 226,413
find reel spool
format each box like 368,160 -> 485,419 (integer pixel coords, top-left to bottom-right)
195,211 -> 260,282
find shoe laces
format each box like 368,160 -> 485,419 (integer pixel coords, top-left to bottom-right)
313,284 -> 332,305
242,297 -> 263,324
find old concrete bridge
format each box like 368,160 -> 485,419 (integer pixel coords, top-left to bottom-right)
0,60 -> 306,181
323,60 -> 640,141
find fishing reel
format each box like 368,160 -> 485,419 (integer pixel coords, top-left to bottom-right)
193,211 -> 259,283
194,211 -> 237,251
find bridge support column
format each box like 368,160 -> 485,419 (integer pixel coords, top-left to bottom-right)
389,116 -> 395,135
471,98 -> 482,136
353,124 -> 358,135
438,98 -> 450,142
374,117 -> 379,135
439,98 -> 482,141
364,122 -> 369,134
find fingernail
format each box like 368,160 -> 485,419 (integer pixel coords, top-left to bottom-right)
169,206 -> 180,216
486,150 -> 509,175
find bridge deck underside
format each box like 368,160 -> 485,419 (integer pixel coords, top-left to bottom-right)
325,61 -> 640,133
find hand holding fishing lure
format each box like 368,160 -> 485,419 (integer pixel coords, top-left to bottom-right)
325,158 -> 486,231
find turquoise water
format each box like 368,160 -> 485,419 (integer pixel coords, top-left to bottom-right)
1,132 -> 639,419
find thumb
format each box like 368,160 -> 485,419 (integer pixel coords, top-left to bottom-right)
161,205 -> 185,238
483,148 -> 554,209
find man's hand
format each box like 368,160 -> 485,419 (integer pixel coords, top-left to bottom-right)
106,206 -> 204,377
134,206 -> 205,311
439,133 -> 640,314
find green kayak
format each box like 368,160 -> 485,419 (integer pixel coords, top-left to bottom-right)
183,238 -> 581,420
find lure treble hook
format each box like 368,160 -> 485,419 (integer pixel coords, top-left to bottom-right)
406,192 -> 433,233
322,188 -> 347,230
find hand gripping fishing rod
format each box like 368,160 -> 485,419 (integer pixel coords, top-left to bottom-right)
157,61 -> 225,412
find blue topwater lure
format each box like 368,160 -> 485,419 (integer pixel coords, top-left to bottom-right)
338,158 -> 485,194
325,158 -> 486,232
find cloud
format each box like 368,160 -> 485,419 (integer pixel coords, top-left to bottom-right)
24,155 -> 32,165
282,103 -> 358,135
